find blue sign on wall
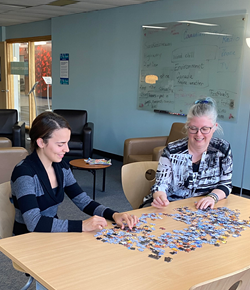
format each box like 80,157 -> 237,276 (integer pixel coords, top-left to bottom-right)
60,53 -> 69,85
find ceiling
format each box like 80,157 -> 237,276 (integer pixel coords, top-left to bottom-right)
0,0 -> 160,27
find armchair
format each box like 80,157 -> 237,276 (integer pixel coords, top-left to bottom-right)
0,147 -> 31,288
0,109 -> 25,147
0,137 -> 12,147
54,109 -> 94,159
123,122 -> 186,164
0,147 -> 28,184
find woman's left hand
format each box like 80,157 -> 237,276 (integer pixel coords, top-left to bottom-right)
195,196 -> 215,210
112,212 -> 139,230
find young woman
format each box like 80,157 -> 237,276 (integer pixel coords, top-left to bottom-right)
11,111 -> 138,236
147,97 -> 233,210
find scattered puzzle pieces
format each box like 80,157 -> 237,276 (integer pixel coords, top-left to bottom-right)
95,207 -> 250,263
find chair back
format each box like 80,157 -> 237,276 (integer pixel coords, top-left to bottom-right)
189,265 -> 250,290
0,152 -> 34,282
0,147 -> 28,184
0,181 -> 28,275
0,109 -> 18,134
0,137 -> 12,148
0,181 -> 15,239
166,122 -> 186,145
121,161 -> 158,209
54,109 -> 87,135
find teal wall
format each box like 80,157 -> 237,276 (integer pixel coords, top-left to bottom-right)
5,19 -> 51,39
0,27 -> 5,41
2,0 -> 250,190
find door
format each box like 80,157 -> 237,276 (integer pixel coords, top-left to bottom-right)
0,42 -> 8,109
6,38 -> 52,127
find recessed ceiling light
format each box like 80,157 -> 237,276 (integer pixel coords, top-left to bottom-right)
48,0 -> 79,7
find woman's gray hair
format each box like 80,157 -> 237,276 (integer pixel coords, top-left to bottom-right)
185,97 -> 223,134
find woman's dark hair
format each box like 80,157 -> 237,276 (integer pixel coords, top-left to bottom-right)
29,111 -> 71,151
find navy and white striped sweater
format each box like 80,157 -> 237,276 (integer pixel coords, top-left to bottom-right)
11,151 -> 116,235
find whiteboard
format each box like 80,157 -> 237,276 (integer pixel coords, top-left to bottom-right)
138,15 -> 247,121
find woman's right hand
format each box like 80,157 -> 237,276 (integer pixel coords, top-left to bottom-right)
82,215 -> 107,232
151,191 -> 169,208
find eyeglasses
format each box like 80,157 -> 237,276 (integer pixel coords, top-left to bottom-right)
188,125 -> 214,134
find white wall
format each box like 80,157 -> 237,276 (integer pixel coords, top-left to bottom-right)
3,0 -> 250,190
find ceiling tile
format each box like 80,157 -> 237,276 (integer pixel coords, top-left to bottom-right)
65,2 -> 116,11
0,0 -> 52,6
0,0 -> 160,26
0,4 -> 23,12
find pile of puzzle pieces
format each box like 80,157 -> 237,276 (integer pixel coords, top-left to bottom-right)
95,207 -> 250,262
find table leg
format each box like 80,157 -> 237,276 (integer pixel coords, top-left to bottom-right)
69,164 -> 103,201
93,170 -> 96,200
102,168 -> 106,192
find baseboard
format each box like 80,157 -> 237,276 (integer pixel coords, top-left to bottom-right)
90,153 -> 250,196
232,186 -> 250,196
93,149 -> 123,162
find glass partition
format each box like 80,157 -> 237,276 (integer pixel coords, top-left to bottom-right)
10,40 -> 52,127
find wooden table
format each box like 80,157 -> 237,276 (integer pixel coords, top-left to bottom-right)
69,159 -> 111,200
1,194 -> 250,290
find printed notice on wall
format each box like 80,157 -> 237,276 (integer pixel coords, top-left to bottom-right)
60,53 -> 69,85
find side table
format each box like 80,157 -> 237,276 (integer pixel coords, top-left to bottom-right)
69,159 -> 111,200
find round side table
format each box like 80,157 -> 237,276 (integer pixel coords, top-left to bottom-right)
69,159 -> 111,200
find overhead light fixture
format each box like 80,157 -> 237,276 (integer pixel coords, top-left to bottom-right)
48,0 -> 79,6
142,25 -> 167,30
178,20 -> 218,27
200,32 -> 231,36
246,38 -> 250,48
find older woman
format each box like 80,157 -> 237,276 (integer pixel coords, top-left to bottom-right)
149,97 -> 233,210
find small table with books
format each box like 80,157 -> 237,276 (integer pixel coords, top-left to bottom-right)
69,158 -> 111,200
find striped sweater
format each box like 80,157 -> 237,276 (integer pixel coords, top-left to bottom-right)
11,151 -> 116,235
150,137 -> 233,201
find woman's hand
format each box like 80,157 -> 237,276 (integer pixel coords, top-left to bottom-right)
196,190 -> 225,210
151,191 -> 169,208
82,215 -> 108,232
196,196 -> 215,210
112,212 -> 138,230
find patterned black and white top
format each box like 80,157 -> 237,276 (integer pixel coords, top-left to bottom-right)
150,137 -> 233,202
